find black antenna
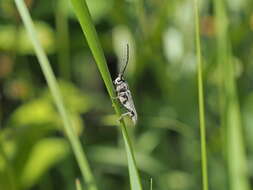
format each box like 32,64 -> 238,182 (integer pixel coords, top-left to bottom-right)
120,44 -> 129,75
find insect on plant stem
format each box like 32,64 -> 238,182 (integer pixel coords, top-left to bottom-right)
113,44 -> 137,125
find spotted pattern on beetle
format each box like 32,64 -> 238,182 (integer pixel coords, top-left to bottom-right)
113,44 -> 137,125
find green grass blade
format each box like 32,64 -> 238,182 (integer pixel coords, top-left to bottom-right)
14,1 -> 97,190
214,1 -> 250,190
55,0 -> 70,79
69,0 -> 143,189
193,1 -> 209,190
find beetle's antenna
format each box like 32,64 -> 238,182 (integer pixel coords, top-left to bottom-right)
120,44 -> 129,75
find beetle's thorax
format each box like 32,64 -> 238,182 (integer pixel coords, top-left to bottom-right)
116,81 -> 128,92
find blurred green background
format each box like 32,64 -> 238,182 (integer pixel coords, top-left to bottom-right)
1,0 -> 253,189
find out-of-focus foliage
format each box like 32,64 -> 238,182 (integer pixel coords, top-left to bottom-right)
0,22 -> 55,54
0,0 -> 253,189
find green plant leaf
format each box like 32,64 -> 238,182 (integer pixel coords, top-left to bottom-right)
20,138 -> 69,189
9,98 -> 60,127
0,22 -> 55,54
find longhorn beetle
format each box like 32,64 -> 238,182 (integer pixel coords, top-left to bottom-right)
113,44 -> 137,125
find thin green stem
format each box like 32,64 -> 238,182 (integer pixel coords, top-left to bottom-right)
55,0 -> 70,79
14,1 -> 97,190
69,0 -> 143,189
193,1 -> 209,190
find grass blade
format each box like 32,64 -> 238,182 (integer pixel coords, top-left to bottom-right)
193,1 -> 209,190
69,0 -> 143,189
55,0 -> 70,79
14,1 -> 97,190
214,1 -> 250,190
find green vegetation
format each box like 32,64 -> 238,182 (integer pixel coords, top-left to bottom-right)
14,0 -> 97,189
0,0 -> 253,190
194,0 -> 208,190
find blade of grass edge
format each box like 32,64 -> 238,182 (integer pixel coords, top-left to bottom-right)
193,1 -> 209,190
214,1 -> 250,190
69,0 -> 143,189
14,1 -> 97,190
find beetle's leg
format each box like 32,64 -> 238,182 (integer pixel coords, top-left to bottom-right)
118,111 -> 134,122
112,96 -> 119,100
119,112 -> 131,122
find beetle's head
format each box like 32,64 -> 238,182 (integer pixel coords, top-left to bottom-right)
114,74 -> 124,85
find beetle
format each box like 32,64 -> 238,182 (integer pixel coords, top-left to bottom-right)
114,44 -> 137,125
